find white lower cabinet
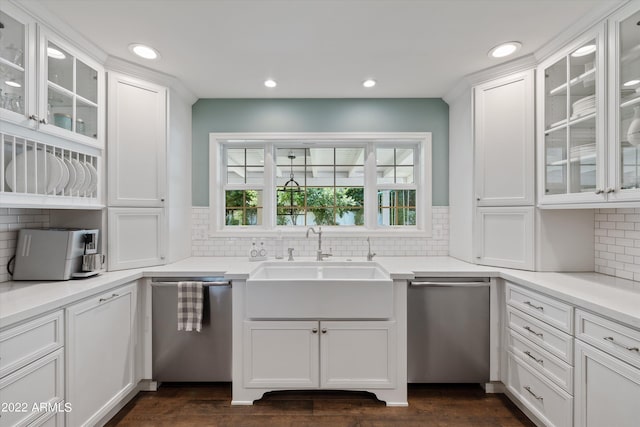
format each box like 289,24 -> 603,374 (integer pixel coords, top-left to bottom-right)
507,351 -> 573,427
66,282 -> 137,427
243,320 -> 396,390
107,208 -> 165,271
0,348 -> 64,427
574,340 -> 640,427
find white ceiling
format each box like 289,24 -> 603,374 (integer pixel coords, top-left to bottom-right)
33,0 -> 618,98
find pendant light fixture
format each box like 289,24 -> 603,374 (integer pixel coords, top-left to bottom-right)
278,151 -> 302,225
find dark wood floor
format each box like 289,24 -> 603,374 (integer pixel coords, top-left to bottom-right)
106,383 -> 535,427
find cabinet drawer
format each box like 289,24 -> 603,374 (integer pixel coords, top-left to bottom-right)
507,283 -> 573,333
0,311 -> 63,378
507,351 -> 573,427
508,329 -> 573,393
576,309 -> 640,370
0,348 -> 64,427
507,306 -> 573,363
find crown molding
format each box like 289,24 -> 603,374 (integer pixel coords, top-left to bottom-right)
105,56 -> 198,105
443,54 -> 536,104
9,0 -> 108,64
534,0 -> 630,64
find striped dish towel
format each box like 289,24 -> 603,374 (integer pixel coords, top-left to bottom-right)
177,281 -> 204,332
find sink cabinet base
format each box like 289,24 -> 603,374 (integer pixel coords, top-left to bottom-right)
232,279 -> 408,407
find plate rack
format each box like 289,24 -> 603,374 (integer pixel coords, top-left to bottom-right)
1,132 -> 101,206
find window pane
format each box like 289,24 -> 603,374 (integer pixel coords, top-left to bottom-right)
225,190 -> 262,226
246,148 -> 264,166
377,166 -> 395,184
396,148 -> 414,165
306,166 -> 333,187
227,148 -> 245,166
308,148 -> 334,165
246,166 -> 264,184
77,60 -> 98,103
378,189 -> 416,226
226,167 -> 245,184
276,148 -> 306,166
336,147 -> 365,165
396,166 -> 415,184
336,165 -> 364,186
336,208 -> 364,226
376,148 -> 394,165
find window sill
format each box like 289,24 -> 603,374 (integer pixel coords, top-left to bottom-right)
208,228 -> 433,239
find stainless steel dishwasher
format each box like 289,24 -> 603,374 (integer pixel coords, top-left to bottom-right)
151,277 -> 232,382
407,277 -> 490,383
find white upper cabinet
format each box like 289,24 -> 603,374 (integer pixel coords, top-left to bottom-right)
107,72 -> 167,207
608,4 -> 640,202
0,4 -> 36,129
0,3 -> 105,149
37,28 -> 105,148
538,23 -> 607,205
475,70 -> 534,206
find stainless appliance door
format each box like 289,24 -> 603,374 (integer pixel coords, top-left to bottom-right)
152,278 -> 232,382
407,278 -> 490,383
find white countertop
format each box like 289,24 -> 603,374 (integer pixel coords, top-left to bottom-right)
1,256 -> 640,330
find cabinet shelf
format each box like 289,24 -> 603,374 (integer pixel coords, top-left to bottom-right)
621,96 -> 640,109
0,56 -> 25,73
47,82 -> 98,109
545,112 -> 596,134
549,68 -> 596,96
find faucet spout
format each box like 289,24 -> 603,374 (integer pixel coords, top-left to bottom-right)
306,226 -> 330,261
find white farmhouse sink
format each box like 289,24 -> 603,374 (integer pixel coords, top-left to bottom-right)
249,261 -> 390,281
245,261 -> 393,319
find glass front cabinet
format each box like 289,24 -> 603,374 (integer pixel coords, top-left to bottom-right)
608,4 -> 640,202
538,24 -> 607,205
0,4 -> 104,148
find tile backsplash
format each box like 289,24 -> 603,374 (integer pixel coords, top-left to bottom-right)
595,208 -> 640,285
0,208 -> 50,283
191,206 -> 449,258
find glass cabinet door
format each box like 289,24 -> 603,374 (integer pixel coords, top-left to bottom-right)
44,38 -> 99,141
0,9 -> 27,117
615,8 -> 640,195
541,30 -> 604,203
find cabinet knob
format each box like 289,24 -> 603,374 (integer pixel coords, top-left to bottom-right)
476,197 -> 480,201
312,328 -> 318,334
321,328 -> 327,334
39,118 -> 48,125
161,198 -> 165,202
160,256 -> 165,260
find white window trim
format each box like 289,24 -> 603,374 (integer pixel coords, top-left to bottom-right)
209,132 -> 432,237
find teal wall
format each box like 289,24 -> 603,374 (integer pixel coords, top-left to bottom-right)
192,98 -> 449,206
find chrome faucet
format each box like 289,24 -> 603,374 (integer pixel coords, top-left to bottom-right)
367,237 -> 376,261
306,226 -> 332,261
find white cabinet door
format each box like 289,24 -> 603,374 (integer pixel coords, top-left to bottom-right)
107,72 -> 166,207
476,206 -> 534,270
320,321 -> 396,389
574,340 -> 640,427
243,321 -> 319,389
66,283 -> 137,427
475,70 -> 534,206
0,348 -> 64,427
108,207 -> 165,270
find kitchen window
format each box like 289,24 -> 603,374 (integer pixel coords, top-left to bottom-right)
209,133 -> 432,235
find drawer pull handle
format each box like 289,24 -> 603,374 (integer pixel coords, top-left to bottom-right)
99,293 -> 119,303
524,301 -> 544,311
523,326 -> 543,338
524,351 -> 544,364
312,328 -> 318,334
523,386 -> 543,401
604,336 -> 640,353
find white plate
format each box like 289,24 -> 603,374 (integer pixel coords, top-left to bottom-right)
55,156 -> 69,194
78,162 -> 92,193
70,159 -> 86,193
5,151 -> 63,194
45,153 -> 63,195
63,158 -> 76,194
85,161 -> 98,194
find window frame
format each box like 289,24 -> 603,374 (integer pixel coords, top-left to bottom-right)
209,132 -> 432,237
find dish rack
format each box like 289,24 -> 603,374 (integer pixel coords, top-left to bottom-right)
1,132 -> 101,205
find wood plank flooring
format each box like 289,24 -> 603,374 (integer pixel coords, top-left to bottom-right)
106,383 -> 535,426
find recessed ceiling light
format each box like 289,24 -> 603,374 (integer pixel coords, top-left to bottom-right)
47,47 -> 66,60
624,79 -> 640,87
5,80 -> 21,88
128,43 -> 160,60
363,79 -> 376,88
264,79 -> 277,88
571,44 -> 596,57
488,42 -> 522,59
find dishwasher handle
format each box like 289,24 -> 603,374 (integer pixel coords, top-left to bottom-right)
409,280 -> 489,288
151,280 -> 231,287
